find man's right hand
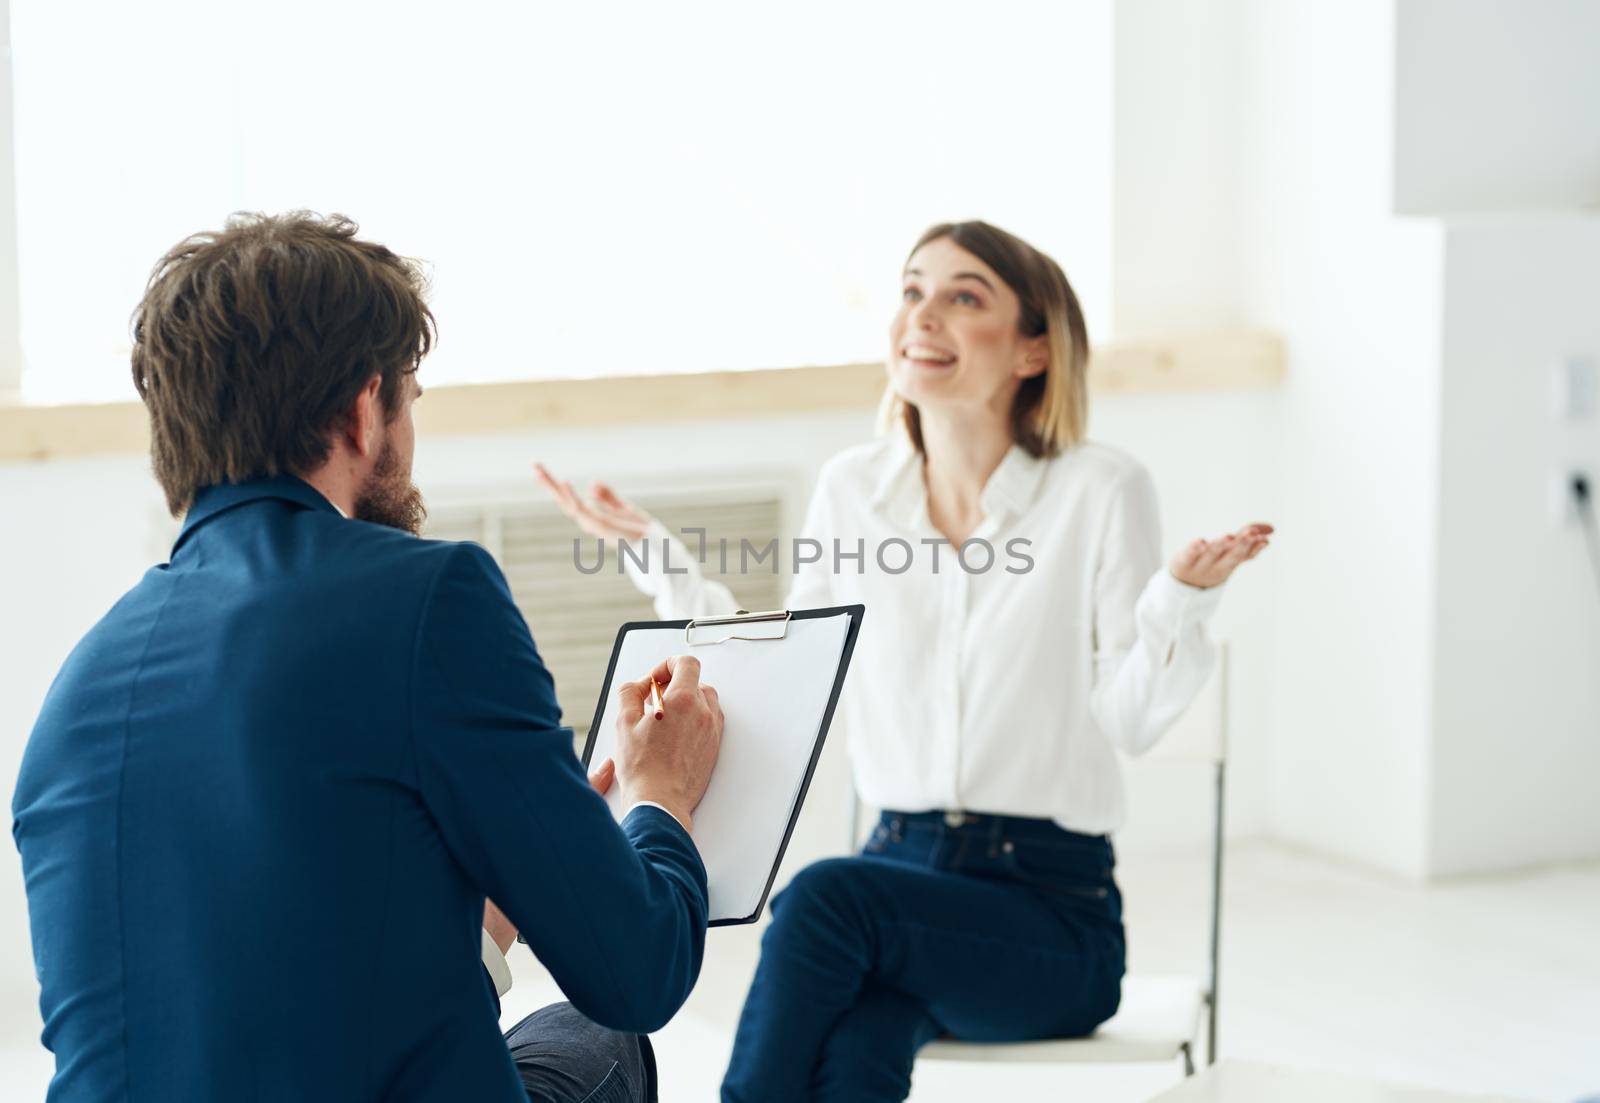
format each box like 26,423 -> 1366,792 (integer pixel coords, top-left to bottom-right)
613,655 -> 723,832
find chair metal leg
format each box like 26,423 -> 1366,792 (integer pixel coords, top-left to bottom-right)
1182,1042 -> 1195,1077
1207,761 -> 1224,1064
1205,994 -> 1217,1069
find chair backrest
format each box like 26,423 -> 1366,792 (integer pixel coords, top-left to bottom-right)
1139,641 -> 1229,766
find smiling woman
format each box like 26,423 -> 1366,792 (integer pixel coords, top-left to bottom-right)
536,217 -> 1271,1102
5,0 -> 1113,406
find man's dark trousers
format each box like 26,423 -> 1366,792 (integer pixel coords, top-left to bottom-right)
506,1003 -> 657,1102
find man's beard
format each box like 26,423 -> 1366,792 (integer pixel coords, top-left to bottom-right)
353,436 -> 428,536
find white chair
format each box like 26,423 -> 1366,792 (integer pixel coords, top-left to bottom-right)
848,643 -> 1231,1082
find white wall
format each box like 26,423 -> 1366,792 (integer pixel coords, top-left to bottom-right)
1096,388 -> 1282,851
1394,3 -> 1600,874
1117,0 -> 1600,879
1394,0 -> 1600,215
1429,216 -> 1600,875
1111,0 -> 1284,849
1233,0 -> 1446,879
1392,0 -> 1600,875
1112,0 -> 1441,876
1112,0 -> 1245,336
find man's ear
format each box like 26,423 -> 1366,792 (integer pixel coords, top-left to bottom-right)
341,375 -> 385,460
1016,335 -> 1050,380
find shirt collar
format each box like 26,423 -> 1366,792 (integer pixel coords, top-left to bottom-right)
171,473 -> 344,556
869,433 -> 923,523
869,433 -> 1050,530
981,444 -> 1050,519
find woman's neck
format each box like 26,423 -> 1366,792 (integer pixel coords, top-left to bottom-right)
918,411 -> 1014,545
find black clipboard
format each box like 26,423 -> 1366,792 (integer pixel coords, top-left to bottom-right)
581,604 -> 865,926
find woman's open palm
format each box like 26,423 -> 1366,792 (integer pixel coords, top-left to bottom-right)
533,462 -> 656,541
1169,523 -> 1273,589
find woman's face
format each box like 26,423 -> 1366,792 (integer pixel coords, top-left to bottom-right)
888,236 -> 1046,419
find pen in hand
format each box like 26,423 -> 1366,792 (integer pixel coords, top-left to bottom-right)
649,677 -> 665,721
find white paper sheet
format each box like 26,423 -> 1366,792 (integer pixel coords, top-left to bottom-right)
585,611 -> 853,922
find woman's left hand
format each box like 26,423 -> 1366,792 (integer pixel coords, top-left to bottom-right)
1169,523 -> 1274,590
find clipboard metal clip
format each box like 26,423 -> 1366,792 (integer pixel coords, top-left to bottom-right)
684,608 -> 792,646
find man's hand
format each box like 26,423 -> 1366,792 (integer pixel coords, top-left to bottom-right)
612,655 -> 724,832
587,757 -> 617,796
482,899 -> 518,956
482,759 -> 620,953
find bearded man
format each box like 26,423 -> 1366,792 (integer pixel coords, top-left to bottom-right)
12,212 -> 723,1102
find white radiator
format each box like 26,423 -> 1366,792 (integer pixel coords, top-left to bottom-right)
426,484 -> 788,741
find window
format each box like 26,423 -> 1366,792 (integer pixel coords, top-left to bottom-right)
11,1 -> 1111,405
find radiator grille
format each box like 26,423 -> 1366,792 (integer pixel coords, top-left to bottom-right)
426,491 -> 786,741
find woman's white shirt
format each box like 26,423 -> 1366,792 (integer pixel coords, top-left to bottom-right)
626,434 -> 1222,835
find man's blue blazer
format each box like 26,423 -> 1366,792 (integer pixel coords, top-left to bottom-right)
12,475 -> 709,1101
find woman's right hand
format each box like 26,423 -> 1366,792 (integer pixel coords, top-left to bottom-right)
533,462 -> 657,541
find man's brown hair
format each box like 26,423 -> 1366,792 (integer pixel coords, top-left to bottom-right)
131,211 -> 436,516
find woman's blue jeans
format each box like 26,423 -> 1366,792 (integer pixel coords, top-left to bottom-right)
721,810 -> 1127,1103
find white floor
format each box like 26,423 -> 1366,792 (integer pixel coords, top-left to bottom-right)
3,842 -> 1597,1101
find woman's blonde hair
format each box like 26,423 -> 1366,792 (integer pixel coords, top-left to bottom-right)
879,220 -> 1089,458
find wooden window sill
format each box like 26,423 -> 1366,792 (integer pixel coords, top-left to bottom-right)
0,330 -> 1282,463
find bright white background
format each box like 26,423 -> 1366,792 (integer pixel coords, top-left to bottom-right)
4,1 -> 1600,1098
10,0 -> 1111,404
